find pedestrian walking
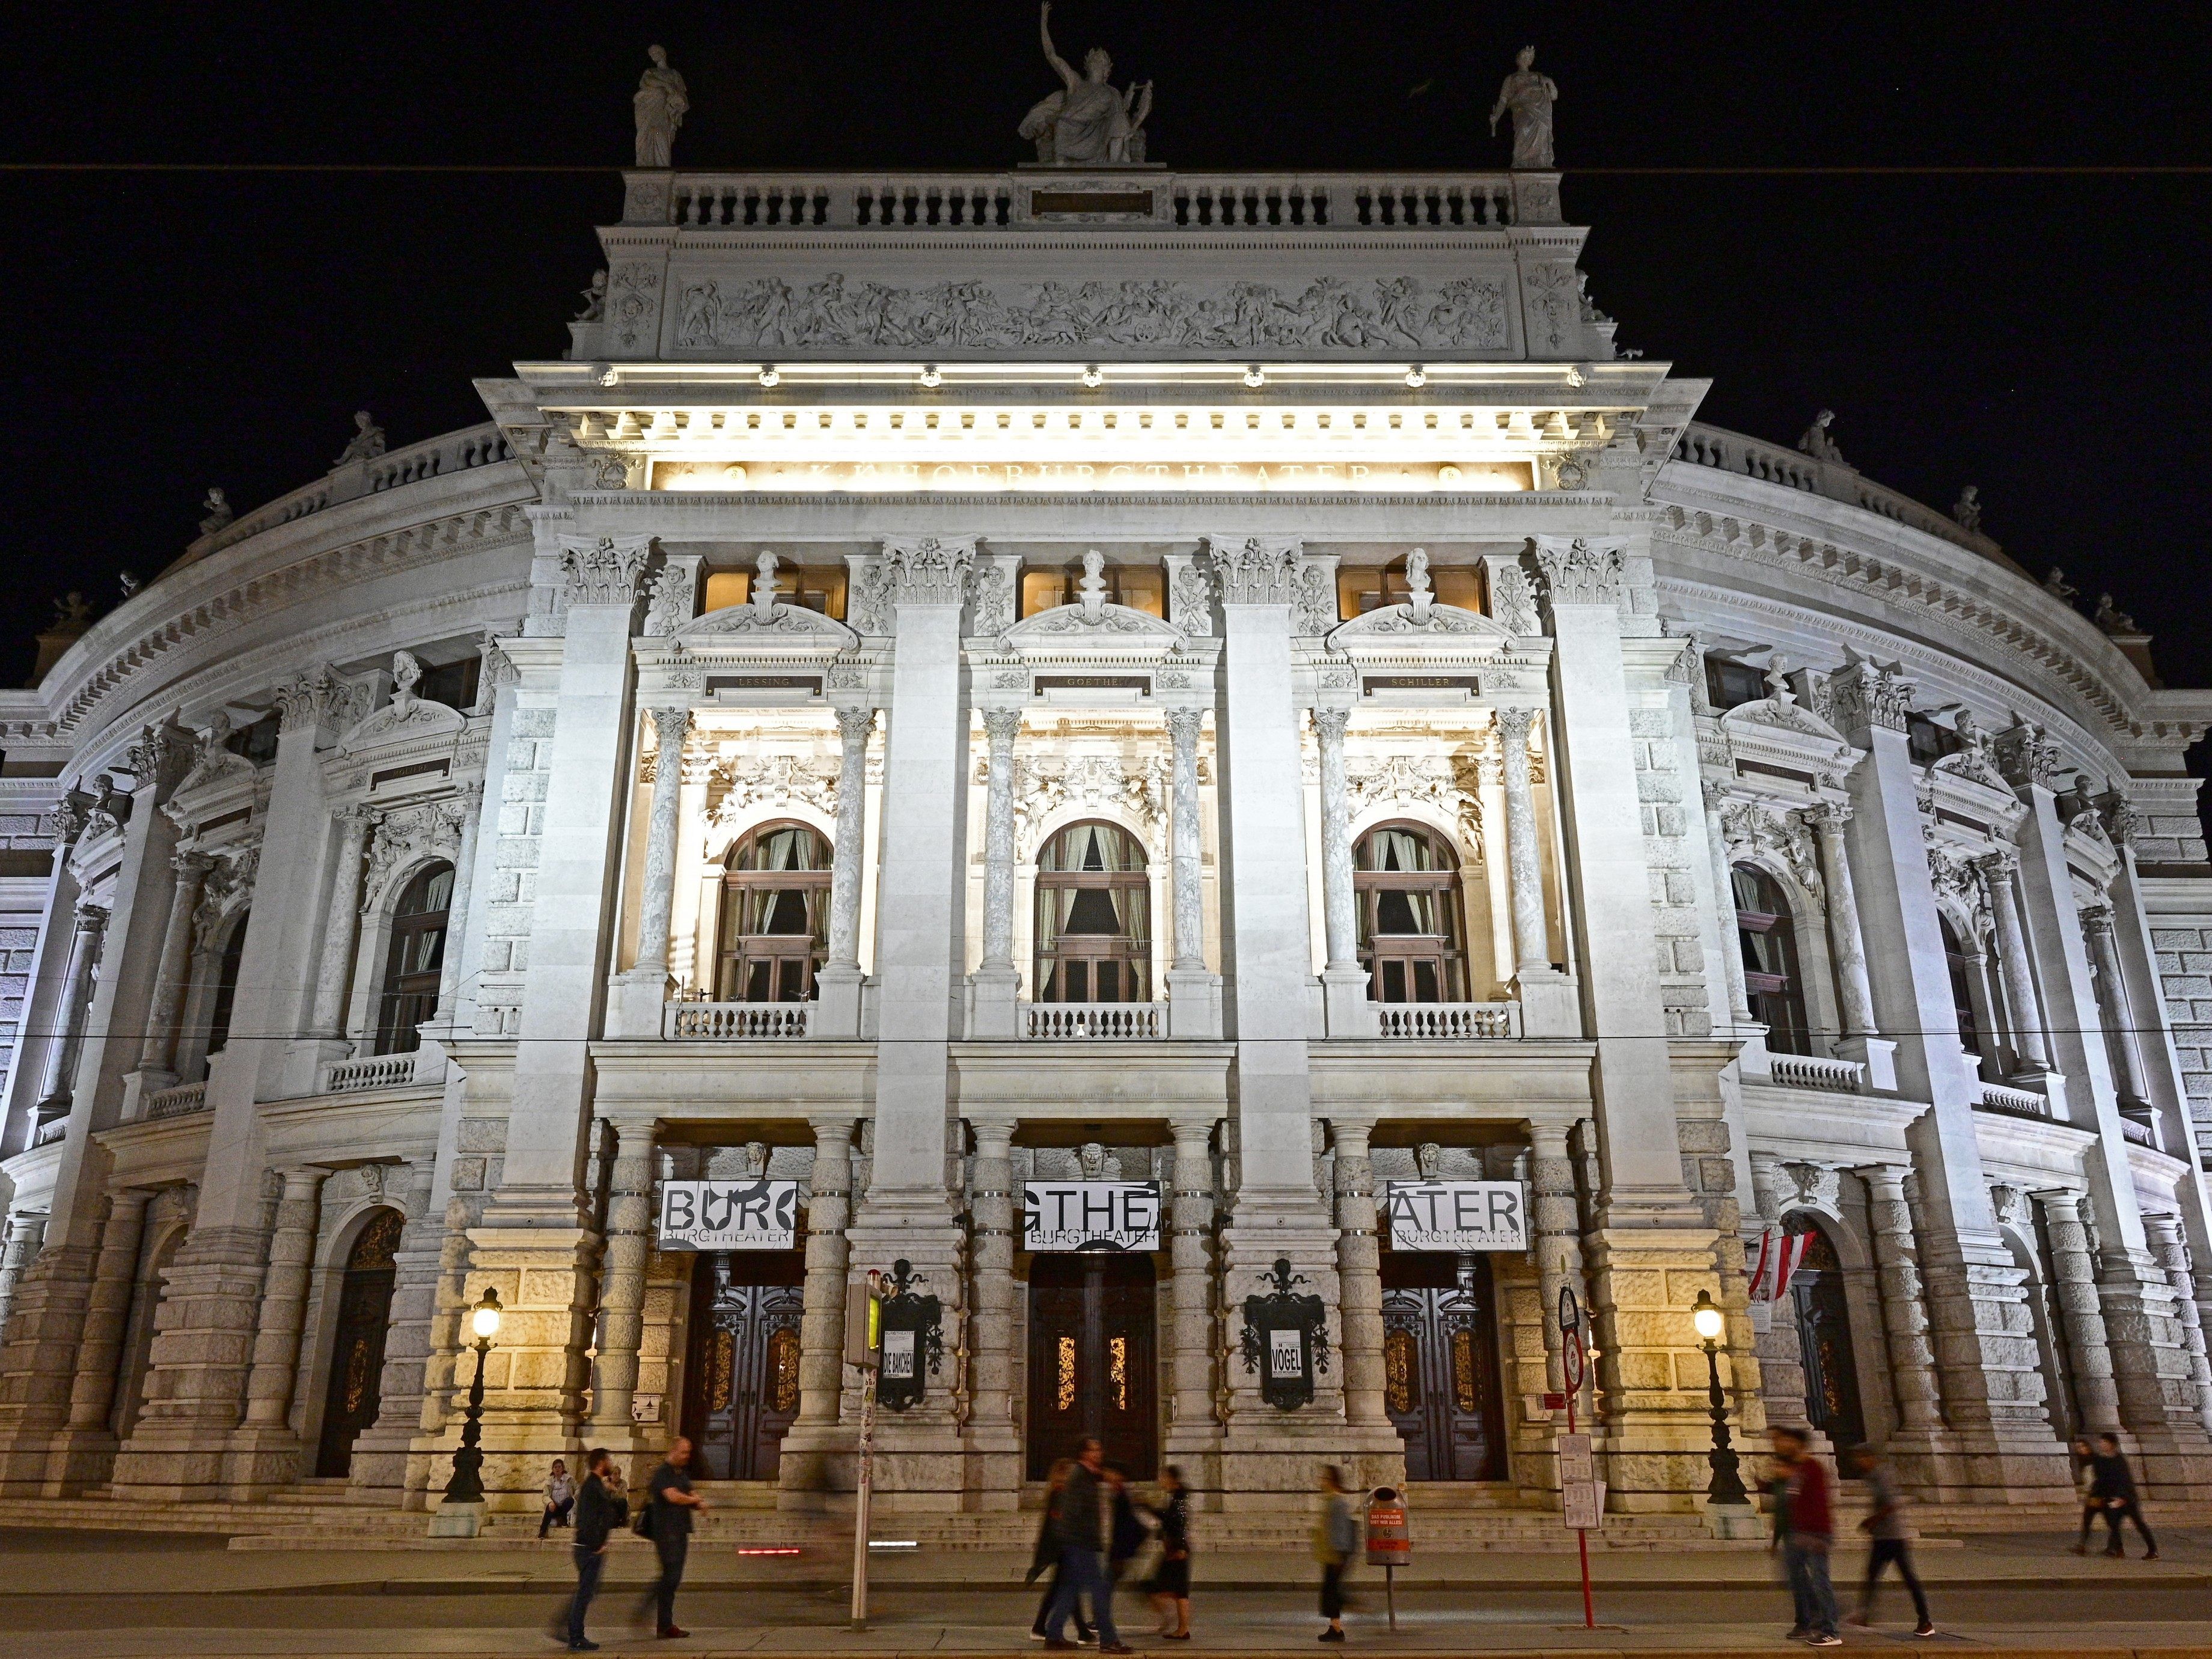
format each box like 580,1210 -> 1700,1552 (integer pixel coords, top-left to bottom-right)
2069,1438 -> 2101,1554
1842,1445 -> 1934,1637
563,1449 -> 625,1652
1028,1458 -> 1095,1645
1146,1465 -> 1193,1640
1105,1462 -> 1150,1622
1313,1464 -> 1358,1643
542,1458 -> 577,1538
640,1435 -> 710,1639
1770,1427 -> 1841,1646
1042,1438 -> 1129,1654
2089,1434 -> 2158,1559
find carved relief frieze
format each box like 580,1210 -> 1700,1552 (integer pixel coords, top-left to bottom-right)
1343,752 -> 1484,856
1009,751 -> 1166,852
1720,796 -> 1824,908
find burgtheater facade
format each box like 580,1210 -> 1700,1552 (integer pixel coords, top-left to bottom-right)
2,147 -> 2212,1533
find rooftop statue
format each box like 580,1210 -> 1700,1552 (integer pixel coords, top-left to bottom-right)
2094,593 -> 2140,635
199,487 -> 233,536
1020,2 -> 1153,165
576,269 -> 608,323
634,44 -> 689,169
1951,483 -> 1982,533
335,409 -> 386,466
1488,46 -> 1558,170
2043,567 -> 2078,603
1795,408 -> 1847,465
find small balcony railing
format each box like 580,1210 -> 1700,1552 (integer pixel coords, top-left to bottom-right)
1768,1053 -> 1868,1094
320,1053 -> 421,1095
1974,1080 -> 2050,1119
665,1001 -> 812,1039
1022,1002 -> 1164,1040
1374,1002 -> 1520,1040
144,1081 -> 209,1120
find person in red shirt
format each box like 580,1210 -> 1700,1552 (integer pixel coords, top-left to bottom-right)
1770,1426 -> 1840,1646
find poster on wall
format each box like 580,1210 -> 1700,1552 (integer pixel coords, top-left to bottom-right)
656,1179 -> 799,1250
1382,1181 -> 1528,1251
1022,1181 -> 1163,1252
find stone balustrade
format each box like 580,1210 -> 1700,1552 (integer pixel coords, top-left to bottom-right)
664,1001 -> 813,1039
142,1080 -> 209,1120
319,1053 -> 421,1095
1975,1080 -> 2052,1119
1373,1001 -> 1520,1039
1768,1053 -> 1868,1093
1021,1001 -> 1164,1040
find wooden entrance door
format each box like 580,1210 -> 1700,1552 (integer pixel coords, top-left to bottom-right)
1786,1220 -> 1866,1450
1380,1250 -> 1505,1482
682,1250 -> 805,1481
315,1208 -> 406,1477
1025,1253 -> 1157,1480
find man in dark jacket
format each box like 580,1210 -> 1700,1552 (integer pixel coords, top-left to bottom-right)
566,1449 -> 626,1652
1043,1438 -> 1128,1653
2091,1434 -> 2158,1559
643,1436 -> 710,1639
1770,1426 -> 1840,1647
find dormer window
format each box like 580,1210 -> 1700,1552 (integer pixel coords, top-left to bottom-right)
1019,563 -> 1164,619
1905,713 -> 1956,766
1339,555 -> 1481,618
224,712 -> 281,767
1703,656 -> 1768,712
414,656 -> 480,712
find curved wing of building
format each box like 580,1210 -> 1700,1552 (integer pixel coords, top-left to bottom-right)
0,157 -> 2207,1532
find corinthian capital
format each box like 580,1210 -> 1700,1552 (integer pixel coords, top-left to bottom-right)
1530,536 -> 1626,610
558,534 -> 656,608
276,664 -> 346,735
879,536 -> 977,606
1201,534 -> 1304,605
1826,650 -> 1914,739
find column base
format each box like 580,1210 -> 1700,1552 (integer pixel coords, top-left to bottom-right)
964,966 -> 1021,1040
222,1424 -> 310,1499
281,1038 -> 352,1101
1320,965 -> 1375,1039
1833,1035 -> 1898,1093
604,968 -> 674,1039
426,1499 -> 487,1538
1704,1500 -> 1764,1539
813,963 -> 866,1038
1164,968 -> 1223,1040
0,1424 -> 115,1498
1513,969 -> 1582,1037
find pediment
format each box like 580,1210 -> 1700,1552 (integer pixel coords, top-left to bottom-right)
338,695 -> 467,756
1003,601 -> 1183,647
673,600 -> 858,650
1328,601 -> 1513,647
171,747 -> 257,799
1931,744 -> 2015,796
1719,693 -> 1850,750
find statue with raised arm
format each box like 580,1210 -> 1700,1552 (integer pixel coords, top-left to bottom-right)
1020,2 -> 1148,165
633,44 -> 688,168
1488,46 -> 1559,170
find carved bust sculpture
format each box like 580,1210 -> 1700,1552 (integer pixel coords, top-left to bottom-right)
1488,46 -> 1558,170
633,45 -> 688,169
1020,2 -> 1152,165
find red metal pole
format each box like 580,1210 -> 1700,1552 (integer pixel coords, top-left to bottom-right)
1565,1333 -> 1594,1629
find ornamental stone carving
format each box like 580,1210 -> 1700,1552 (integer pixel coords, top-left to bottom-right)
1203,536 -> 1303,605
1021,1 -> 1152,167
276,663 -> 349,735
1488,561 -> 1541,635
1530,537 -> 1625,608
2097,786 -> 2143,850
559,534 -> 655,608
1294,562 -> 1339,636
1993,717 -> 2062,792
676,553 -> 859,646
880,536 -> 977,607
970,560 -> 1018,637
709,753 -> 843,822
1344,754 -> 1483,852
643,561 -> 695,636
1010,753 -> 1164,850
1721,799 -> 1824,908
1825,653 -> 1913,738
673,273 -> 1512,356
364,801 -> 466,906
122,720 -> 194,796
1168,559 -> 1215,636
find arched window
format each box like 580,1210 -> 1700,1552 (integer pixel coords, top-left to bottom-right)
1035,821 -> 1149,1003
1939,912 -> 1984,1061
204,910 -> 250,1066
719,823 -> 831,1002
1355,822 -> 1467,1004
1732,865 -> 1810,1056
374,864 -> 453,1055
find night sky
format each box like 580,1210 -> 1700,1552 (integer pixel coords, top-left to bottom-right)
9,3 -> 2211,709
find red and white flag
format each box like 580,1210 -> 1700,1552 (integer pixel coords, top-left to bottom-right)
1746,1228 -> 1812,1303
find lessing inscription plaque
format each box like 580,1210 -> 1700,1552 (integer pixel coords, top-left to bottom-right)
706,674 -> 823,694
1363,675 -> 1480,694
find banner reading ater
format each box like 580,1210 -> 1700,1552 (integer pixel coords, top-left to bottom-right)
1382,1180 -> 1529,1252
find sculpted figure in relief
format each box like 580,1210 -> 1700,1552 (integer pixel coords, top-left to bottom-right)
1021,2 -> 1152,166
633,45 -> 688,169
1488,46 -> 1559,170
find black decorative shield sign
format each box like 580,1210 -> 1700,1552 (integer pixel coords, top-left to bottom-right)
1239,1257 -> 1331,1410
873,1258 -> 944,1413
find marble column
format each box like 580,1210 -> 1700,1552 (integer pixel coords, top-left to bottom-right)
793,1119 -> 854,1432
1496,708 -> 1551,979
2037,1190 -> 2122,1434
633,707 -> 691,982
430,785 -> 483,1024
36,904 -> 108,1110
1167,710 -> 1206,971
1861,1166 -> 1945,1434
307,808 -> 379,1040
1703,783 -> 1755,1026
1978,849 -> 2051,1075
239,1169 -> 328,1431
0,1211 -> 47,1336
1810,803 -> 1877,1039
814,707 -> 875,1038
135,852 -> 212,1087
588,1122 -> 655,1443
2142,1214 -> 2212,1434
1314,709 -> 1369,1036
1532,1125 -> 1586,1400
1163,1116 -> 1221,1478
1331,1120 -> 1388,1433
970,710 -> 1022,1039
63,1188 -> 151,1441
2080,905 -> 2149,1106
964,1117 -> 1020,1500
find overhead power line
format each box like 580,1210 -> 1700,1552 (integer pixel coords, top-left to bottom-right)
0,162 -> 2205,176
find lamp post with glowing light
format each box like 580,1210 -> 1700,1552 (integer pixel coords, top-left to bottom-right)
1691,1288 -> 1750,1509
441,1286 -> 504,1508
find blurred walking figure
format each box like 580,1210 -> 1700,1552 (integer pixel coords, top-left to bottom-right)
1146,1465 -> 1193,1640
1105,1463 -> 1150,1622
640,1436 -> 709,1639
1313,1464 -> 1358,1642
1770,1427 -> 1840,1646
1041,1437 -> 1129,1653
563,1448 -> 624,1652
2090,1434 -> 2158,1559
2070,1437 -> 2101,1554
1842,1446 -> 1934,1637
1028,1457 -> 1095,1645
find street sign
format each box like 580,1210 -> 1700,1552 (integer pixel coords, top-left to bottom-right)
1557,1431 -> 1593,1485
1562,1479 -> 1606,1531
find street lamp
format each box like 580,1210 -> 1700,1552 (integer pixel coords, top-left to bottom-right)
1691,1288 -> 1750,1508
441,1285 -> 504,1507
